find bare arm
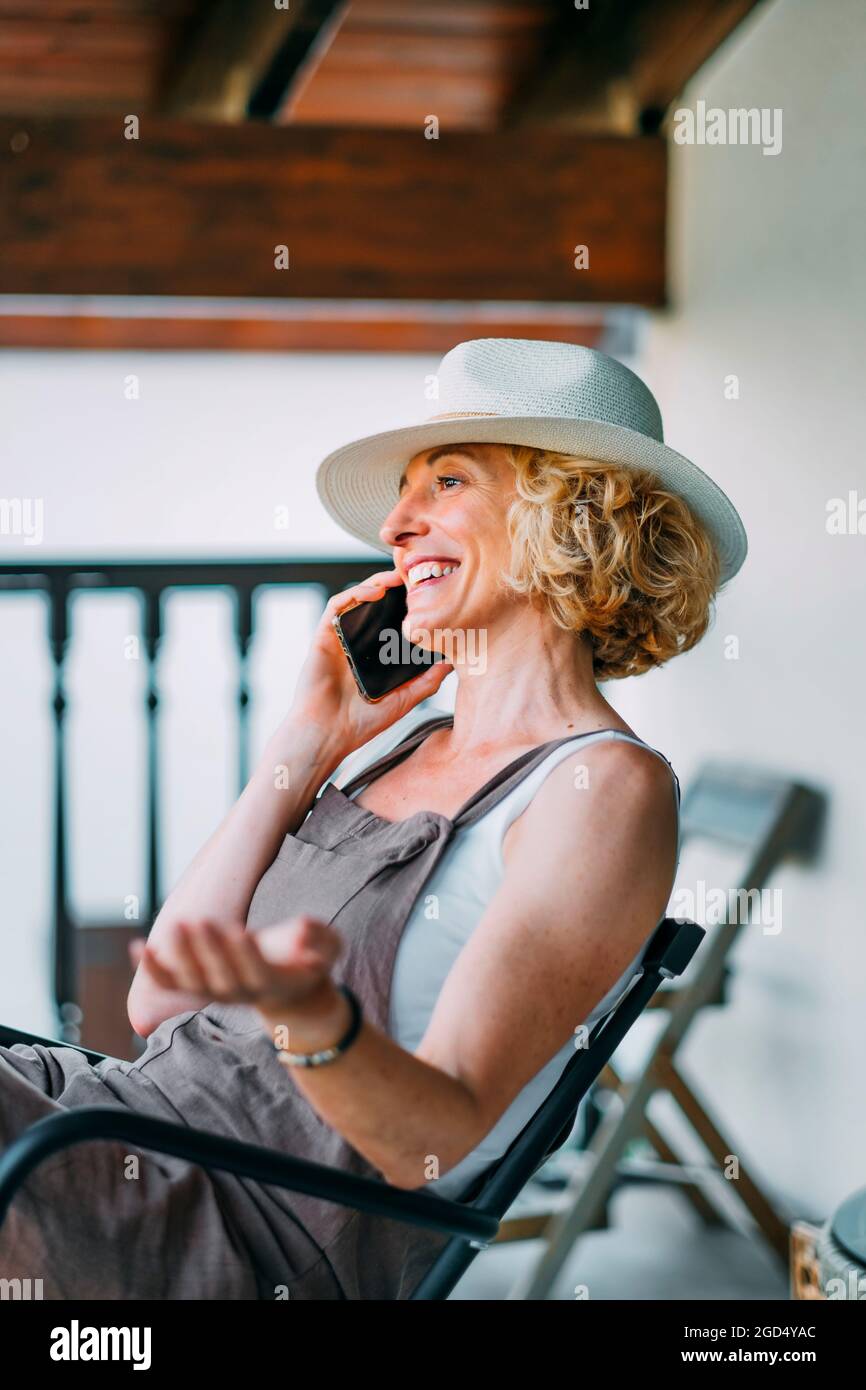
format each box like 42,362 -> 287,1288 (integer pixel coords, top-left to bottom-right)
126,720 -> 346,1036
141,740 -> 677,1189
127,566 -> 453,1038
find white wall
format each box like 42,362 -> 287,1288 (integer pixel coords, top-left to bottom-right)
0,0 -> 862,1223
614,0 -> 866,1220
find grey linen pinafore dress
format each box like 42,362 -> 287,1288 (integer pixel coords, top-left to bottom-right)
0,714 -> 675,1299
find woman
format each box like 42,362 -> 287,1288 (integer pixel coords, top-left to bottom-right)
0,339 -> 746,1300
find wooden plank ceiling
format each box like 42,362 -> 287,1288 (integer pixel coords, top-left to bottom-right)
0,0 -> 765,130
0,0 -> 766,349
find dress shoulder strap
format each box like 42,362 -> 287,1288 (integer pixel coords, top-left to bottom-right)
339,714 -> 454,798
455,728 -> 682,865
340,714 -> 680,856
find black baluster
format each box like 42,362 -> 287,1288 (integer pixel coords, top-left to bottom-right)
142,588 -> 163,928
48,577 -> 79,1041
235,585 -> 254,794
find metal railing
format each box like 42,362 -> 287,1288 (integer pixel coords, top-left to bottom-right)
0,558 -> 377,1040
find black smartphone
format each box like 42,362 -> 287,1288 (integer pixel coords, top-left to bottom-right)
332,583 -> 446,703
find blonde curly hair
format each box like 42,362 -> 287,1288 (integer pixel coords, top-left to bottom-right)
501,445 -> 721,681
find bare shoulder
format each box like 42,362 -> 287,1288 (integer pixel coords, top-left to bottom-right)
504,734 -> 678,870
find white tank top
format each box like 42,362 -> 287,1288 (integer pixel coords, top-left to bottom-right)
332,704 -> 681,1199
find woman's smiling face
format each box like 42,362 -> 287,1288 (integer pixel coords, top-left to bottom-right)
378,442 -> 517,641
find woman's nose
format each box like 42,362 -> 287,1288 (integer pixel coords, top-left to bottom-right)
379,489 -> 429,548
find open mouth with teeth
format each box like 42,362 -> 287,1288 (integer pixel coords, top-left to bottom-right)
406,561 -> 461,590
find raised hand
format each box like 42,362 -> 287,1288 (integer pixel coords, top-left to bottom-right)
128,914 -> 342,1017
288,567 -> 453,760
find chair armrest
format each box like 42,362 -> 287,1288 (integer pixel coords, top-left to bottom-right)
0,1107 -> 497,1245
0,1022 -> 112,1067
641,919 -> 704,978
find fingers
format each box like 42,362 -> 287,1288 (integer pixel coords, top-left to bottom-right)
172,921 -> 214,992
256,915 -> 342,975
134,940 -> 181,992
134,921 -> 254,1002
176,921 -> 269,1003
202,923 -> 271,996
133,917 -> 339,1010
389,655 -> 455,710
185,922 -> 241,997
412,656 -> 455,685
324,568 -> 402,622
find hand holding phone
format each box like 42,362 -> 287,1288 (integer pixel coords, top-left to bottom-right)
332,578 -> 449,702
287,569 -> 453,762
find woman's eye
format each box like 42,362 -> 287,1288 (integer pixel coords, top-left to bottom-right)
436,475 -> 463,490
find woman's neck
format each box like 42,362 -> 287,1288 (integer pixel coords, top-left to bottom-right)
444,610 -> 623,754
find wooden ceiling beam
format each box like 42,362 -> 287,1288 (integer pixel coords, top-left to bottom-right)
628,0 -> 769,118
256,0 -> 351,122
0,118 -> 666,304
0,302 -> 618,353
508,0 -> 768,133
161,0 -> 347,122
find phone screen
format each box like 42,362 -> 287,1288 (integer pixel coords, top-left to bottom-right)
333,584 -> 446,701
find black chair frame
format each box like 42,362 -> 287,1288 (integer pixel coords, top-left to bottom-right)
0,918 -> 703,1300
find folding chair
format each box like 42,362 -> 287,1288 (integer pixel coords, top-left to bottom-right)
0,917 -> 702,1301
506,762 -> 826,1300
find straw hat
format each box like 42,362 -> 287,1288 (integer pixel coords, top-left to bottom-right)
315,338 -> 747,583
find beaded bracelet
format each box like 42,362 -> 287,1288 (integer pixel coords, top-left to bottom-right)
272,984 -> 363,1068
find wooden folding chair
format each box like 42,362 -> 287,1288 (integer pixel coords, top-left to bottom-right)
0,918 -> 702,1301
505,762 -> 826,1300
